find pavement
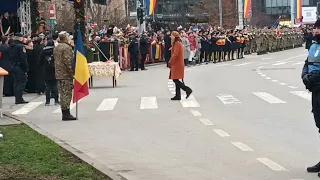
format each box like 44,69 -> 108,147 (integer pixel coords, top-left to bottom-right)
2,47 -> 320,180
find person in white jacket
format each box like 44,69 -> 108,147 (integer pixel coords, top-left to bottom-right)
181,32 -> 191,66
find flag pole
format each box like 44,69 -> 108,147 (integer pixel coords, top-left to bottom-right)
76,100 -> 78,119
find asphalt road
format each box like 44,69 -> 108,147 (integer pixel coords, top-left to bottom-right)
5,47 -> 320,180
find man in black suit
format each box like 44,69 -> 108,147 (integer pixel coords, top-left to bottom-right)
139,33 -> 149,70
0,36 -> 14,96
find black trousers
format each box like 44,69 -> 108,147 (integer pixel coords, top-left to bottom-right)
3,72 -> 14,96
45,79 -> 59,102
200,49 -> 205,62
173,79 -> 190,98
141,54 -> 147,70
312,92 -> 320,133
130,53 -> 139,70
12,66 -> 27,102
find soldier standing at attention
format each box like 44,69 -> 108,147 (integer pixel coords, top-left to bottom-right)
10,33 -> 28,104
53,32 -> 77,121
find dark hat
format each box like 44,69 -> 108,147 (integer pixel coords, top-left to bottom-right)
314,19 -> 320,28
14,33 -> 23,37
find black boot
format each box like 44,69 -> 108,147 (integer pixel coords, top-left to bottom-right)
62,109 -> 77,121
171,85 -> 181,100
186,87 -> 193,99
307,162 -> 320,173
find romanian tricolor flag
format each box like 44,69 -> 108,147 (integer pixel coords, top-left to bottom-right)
243,0 -> 251,19
73,25 -> 90,103
294,0 -> 302,19
146,0 -> 157,16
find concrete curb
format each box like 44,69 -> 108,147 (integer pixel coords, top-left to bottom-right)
3,113 -> 127,180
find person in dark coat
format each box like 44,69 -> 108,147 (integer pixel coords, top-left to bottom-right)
128,34 -> 139,71
40,39 -> 59,105
304,28 -> 313,51
33,37 -> 45,94
24,39 -> 36,93
139,33 -> 149,70
164,31 -> 172,67
0,37 -> 14,96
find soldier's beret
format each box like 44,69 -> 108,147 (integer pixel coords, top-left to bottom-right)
14,33 -> 23,37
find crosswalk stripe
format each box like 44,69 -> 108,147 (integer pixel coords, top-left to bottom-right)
257,158 -> 287,171
215,63 -> 230,67
253,92 -> 286,104
190,109 -> 202,117
279,83 -> 287,86
231,142 -> 254,152
234,62 -> 251,67
12,102 -> 43,115
292,62 -> 304,65
272,80 -> 279,82
213,129 -> 230,137
199,118 -> 213,125
272,62 -> 288,66
216,94 -> 241,105
96,98 -> 118,111
140,97 -> 158,109
288,86 -> 298,89
53,100 -> 81,113
290,91 -> 311,101
180,95 -> 200,107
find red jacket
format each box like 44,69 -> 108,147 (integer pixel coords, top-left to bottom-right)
188,37 -> 197,51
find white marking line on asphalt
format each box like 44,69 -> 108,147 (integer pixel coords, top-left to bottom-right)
291,179 -> 305,180
253,92 -> 287,104
288,86 -> 298,89
262,58 -> 271,60
168,84 -> 174,88
168,81 -> 174,85
279,83 -> 287,86
290,91 -> 311,101
216,94 -> 241,105
140,97 -> 158,109
12,102 -> 43,115
53,100 -> 81,113
265,77 -> 271,80
257,158 -> 288,171
292,62 -> 304,65
168,87 -> 175,91
215,63 -> 230,67
168,79 -> 173,82
261,74 -> 266,77
199,118 -> 213,126
231,142 -> 254,152
181,95 -> 200,108
272,62 -> 288,66
234,62 -> 251,66
96,98 -> 118,111
213,129 -> 230,137
190,109 -> 202,117
170,91 -> 175,94
272,80 -> 279,82
277,54 -> 308,63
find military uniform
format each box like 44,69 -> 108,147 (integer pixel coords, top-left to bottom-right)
53,39 -> 76,121
9,34 -> 29,104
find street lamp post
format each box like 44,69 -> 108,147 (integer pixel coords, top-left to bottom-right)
219,0 -> 223,27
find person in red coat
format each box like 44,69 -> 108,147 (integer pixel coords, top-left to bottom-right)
169,31 -> 193,100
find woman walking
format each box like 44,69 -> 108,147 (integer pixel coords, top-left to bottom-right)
169,31 -> 193,101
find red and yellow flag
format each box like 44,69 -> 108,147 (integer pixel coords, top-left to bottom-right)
243,0 -> 252,19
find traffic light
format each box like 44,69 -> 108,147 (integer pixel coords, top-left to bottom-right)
137,7 -> 145,24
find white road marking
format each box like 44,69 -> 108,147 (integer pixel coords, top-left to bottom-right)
290,91 -> 311,101
168,79 -> 173,82
257,158 -> 288,171
12,102 -> 43,115
262,58 -> 271,60
272,62 -> 288,66
265,77 -> 271,80
231,142 -> 254,152
253,92 -> 287,104
276,54 -> 307,63
215,63 -> 230,67
279,83 -> 287,86
272,80 -> 279,82
170,91 -> 175,94
190,109 -> 202,117
53,100 -> 81,113
180,95 -> 200,108
168,84 -> 174,88
213,129 -> 230,137
216,94 -> 241,105
96,98 -> 118,111
261,74 -> 266,77
199,118 -> 213,126
140,97 -> 158,109
292,62 -> 304,65
291,179 -> 305,180
168,81 -> 174,85
168,87 -> 175,91
288,86 -> 298,89
234,62 -> 252,67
